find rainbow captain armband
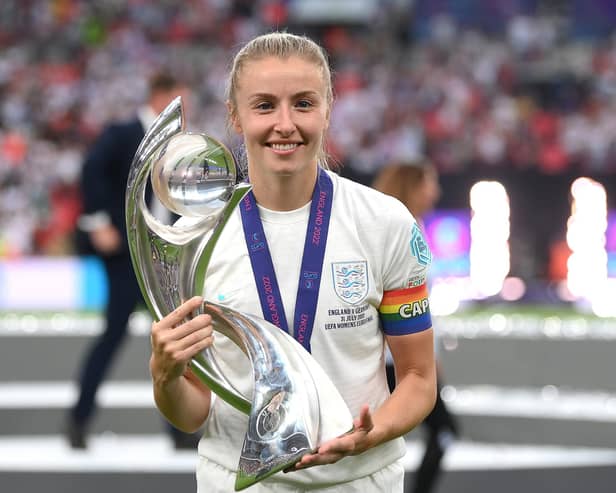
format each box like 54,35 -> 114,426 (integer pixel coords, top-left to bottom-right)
379,285 -> 432,335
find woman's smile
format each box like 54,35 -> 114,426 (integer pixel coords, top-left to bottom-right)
268,142 -> 302,154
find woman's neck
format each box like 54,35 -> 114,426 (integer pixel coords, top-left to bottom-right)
249,168 -> 319,211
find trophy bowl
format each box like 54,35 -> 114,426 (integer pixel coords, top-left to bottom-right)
125,97 -> 353,490
150,132 -> 236,218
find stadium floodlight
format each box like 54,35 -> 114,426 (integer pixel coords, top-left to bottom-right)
469,181 -> 511,298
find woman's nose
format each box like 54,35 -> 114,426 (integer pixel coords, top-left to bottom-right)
274,105 -> 295,135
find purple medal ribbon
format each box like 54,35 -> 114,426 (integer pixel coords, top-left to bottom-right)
239,168 -> 333,352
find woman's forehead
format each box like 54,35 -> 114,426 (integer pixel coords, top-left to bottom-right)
241,54 -> 319,70
236,56 -> 327,92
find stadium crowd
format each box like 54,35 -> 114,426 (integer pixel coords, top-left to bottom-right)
1,0 -> 615,257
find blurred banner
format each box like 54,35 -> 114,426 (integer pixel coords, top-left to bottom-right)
0,256 -> 107,311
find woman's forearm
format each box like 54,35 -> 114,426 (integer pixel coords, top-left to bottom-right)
370,368 -> 437,447
152,364 -> 212,433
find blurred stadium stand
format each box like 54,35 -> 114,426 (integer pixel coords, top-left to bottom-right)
2,1 -> 616,492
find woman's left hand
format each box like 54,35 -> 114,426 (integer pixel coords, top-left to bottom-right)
286,404 -> 377,471
286,329 -> 437,472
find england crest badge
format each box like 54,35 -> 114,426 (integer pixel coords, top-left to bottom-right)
331,261 -> 369,305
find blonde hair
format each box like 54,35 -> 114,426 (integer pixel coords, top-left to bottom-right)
225,32 -> 334,168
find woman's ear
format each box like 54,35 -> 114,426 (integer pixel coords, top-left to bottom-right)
226,100 -> 242,134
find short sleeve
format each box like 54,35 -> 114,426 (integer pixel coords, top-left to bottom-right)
378,200 -> 432,335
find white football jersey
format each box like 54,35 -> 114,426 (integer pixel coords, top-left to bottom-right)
196,170 -> 432,487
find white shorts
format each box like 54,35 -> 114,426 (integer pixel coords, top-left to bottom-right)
196,456 -> 405,492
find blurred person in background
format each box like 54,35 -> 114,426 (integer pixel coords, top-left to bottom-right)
373,160 -> 459,493
67,72 -> 199,450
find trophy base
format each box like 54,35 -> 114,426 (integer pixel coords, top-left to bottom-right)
234,443 -> 309,491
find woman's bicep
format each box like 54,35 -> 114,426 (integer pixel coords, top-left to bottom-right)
386,328 -> 436,383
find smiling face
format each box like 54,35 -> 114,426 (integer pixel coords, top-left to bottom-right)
229,55 -> 331,184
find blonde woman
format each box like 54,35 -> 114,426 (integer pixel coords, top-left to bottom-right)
149,33 -> 437,492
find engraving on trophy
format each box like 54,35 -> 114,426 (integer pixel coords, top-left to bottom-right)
256,391 -> 286,438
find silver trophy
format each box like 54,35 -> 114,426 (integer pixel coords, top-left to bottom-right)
126,97 -> 353,491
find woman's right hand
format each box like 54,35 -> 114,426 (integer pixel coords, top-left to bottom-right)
149,296 -> 215,387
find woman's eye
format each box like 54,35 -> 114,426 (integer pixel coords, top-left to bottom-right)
296,99 -> 313,109
255,101 -> 273,111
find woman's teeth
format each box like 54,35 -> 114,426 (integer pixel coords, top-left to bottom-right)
271,143 -> 298,151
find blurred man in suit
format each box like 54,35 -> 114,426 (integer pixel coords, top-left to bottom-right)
67,72 -> 199,449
